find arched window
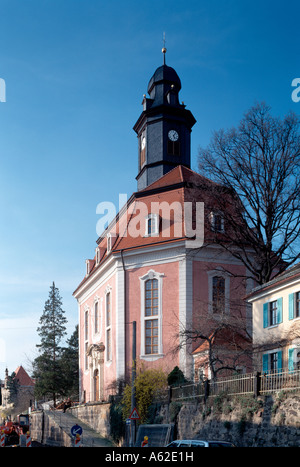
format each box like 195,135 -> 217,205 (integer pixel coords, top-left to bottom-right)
145,279 -> 159,354
212,276 -> 225,313
139,270 -> 164,360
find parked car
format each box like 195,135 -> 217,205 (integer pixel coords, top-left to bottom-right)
166,439 -> 236,448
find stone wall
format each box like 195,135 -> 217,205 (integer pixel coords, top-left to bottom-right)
30,402 -> 111,446
68,402 -> 110,437
156,392 -> 300,447
30,394 -> 300,447
30,410 -> 73,447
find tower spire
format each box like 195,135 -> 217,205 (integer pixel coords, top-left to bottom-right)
162,32 -> 167,65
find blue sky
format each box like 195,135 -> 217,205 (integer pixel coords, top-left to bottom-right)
0,0 -> 299,378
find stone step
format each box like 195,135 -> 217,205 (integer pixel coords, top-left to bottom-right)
45,410 -> 115,447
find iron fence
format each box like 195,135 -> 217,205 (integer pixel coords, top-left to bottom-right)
259,368 -> 300,395
164,368 -> 300,402
209,372 -> 256,397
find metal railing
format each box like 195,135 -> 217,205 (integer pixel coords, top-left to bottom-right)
162,368 -> 300,402
259,368 -> 300,395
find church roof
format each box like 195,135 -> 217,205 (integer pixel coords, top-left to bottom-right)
147,64 -> 181,94
73,165 -> 229,296
138,164 -> 217,193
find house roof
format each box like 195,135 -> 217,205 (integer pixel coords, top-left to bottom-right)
14,366 -> 35,387
246,262 -> 300,301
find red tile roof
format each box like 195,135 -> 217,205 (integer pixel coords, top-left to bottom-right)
14,366 -> 35,387
73,165 -> 233,295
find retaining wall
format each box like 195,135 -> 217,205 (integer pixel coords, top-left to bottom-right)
157,392 -> 300,447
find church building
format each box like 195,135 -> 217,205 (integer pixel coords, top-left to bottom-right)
73,50 -> 253,403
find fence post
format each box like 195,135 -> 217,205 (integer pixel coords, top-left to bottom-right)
254,372 -> 261,397
204,379 -> 210,403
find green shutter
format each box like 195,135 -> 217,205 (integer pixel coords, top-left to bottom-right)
277,298 -> 283,324
277,350 -> 283,372
262,354 -> 269,374
288,348 -> 295,372
289,293 -> 294,320
263,303 -> 269,328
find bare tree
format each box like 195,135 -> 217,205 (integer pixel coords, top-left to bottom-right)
198,103 -> 300,285
174,296 -> 252,381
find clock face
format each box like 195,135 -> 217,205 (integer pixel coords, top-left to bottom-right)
141,136 -> 146,150
168,130 -> 179,142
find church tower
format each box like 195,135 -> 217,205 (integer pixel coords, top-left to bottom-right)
134,48 -> 196,191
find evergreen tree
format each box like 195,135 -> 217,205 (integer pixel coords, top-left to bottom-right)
60,325 -> 79,399
33,282 -> 67,406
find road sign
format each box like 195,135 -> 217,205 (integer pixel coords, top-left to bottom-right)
126,418 -> 131,425
129,407 -> 140,420
71,424 -> 83,437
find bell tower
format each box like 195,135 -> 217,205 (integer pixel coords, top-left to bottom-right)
134,48 -> 196,191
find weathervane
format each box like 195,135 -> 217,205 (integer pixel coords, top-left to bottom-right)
162,32 -> 167,65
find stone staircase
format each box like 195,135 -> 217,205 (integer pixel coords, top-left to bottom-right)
44,409 -> 115,447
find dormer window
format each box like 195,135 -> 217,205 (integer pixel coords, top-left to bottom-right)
86,260 -> 90,276
107,234 -> 112,253
95,247 -> 100,265
145,214 -> 159,237
210,211 -> 224,233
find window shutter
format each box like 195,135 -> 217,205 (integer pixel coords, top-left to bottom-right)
263,303 -> 269,328
288,348 -> 295,372
262,354 -> 269,374
289,293 -> 294,320
277,350 -> 283,372
277,297 -> 283,324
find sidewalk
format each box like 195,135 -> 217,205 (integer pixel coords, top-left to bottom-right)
45,409 -> 115,447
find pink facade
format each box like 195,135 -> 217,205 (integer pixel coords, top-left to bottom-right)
74,166 -> 253,403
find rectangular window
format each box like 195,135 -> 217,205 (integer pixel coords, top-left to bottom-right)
262,350 -> 282,374
145,214 -> 159,237
106,292 -> 112,361
210,212 -> 224,233
84,342 -> 89,371
106,328 -> 111,361
94,301 -> 99,334
212,276 -> 225,313
167,140 -> 180,156
145,279 -> 158,317
269,301 -> 278,326
145,319 -> 158,355
84,310 -> 89,370
263,298 -> 283,328
270,352 -> 278,372
106,292 -> 111,326
84,310 -> 89,341
296,292 -> 300,318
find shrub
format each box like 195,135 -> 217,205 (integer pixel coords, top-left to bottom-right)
121,367 -> 168,424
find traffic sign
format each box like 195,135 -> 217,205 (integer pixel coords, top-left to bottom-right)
129,407 -> 140,420
71,424 -> 83,437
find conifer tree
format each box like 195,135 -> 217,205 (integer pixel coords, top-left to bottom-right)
33,282 -> 67,406
60,325 -> 79,399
